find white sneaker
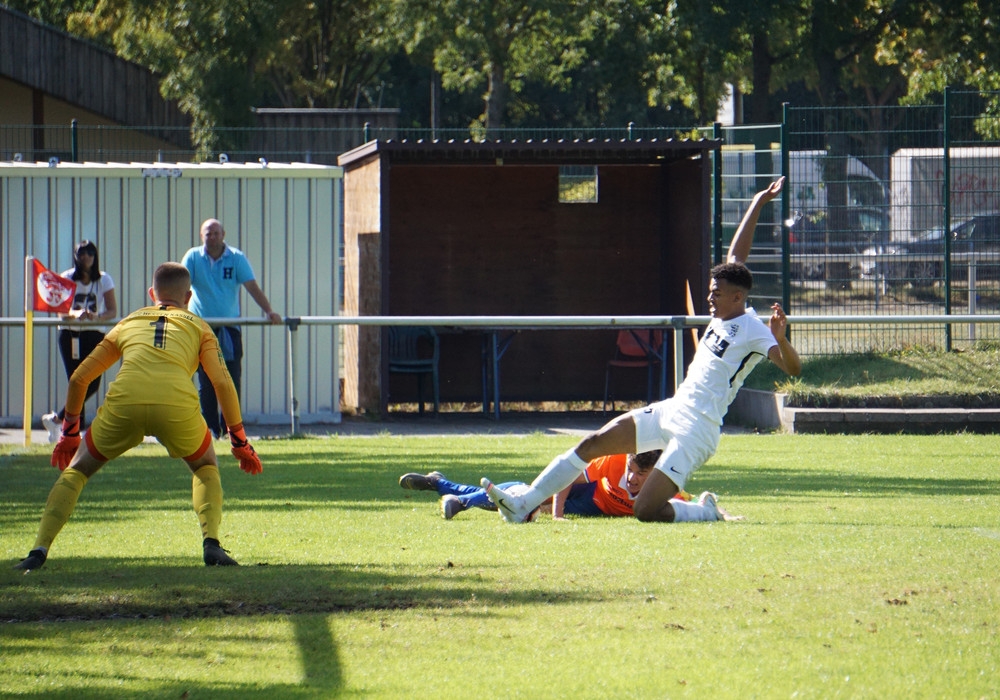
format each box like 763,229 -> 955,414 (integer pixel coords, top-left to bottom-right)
481,478 -> 532,523
41,413 -> 60,444
697,491 -> 721,521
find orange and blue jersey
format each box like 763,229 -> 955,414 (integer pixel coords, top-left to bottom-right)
568,455 -> 693,517
575,454 -> 635,516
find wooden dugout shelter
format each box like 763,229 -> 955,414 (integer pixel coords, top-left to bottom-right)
337,137 -> 720,414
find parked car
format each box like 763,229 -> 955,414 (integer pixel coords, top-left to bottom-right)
789,207 -> 889,280
866,213 -> 1000,286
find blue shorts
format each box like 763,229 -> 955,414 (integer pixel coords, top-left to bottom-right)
563,481 -> 603,516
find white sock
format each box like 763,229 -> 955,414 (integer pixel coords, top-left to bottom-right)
523,450 -> 589,510
670,499 -> 719,522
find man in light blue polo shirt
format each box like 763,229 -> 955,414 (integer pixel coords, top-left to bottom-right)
181,218 -> 283,437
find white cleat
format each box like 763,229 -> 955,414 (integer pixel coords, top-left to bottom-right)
41,413 -> 60,444
697,491 -> 721,521
481,478 -> 532,523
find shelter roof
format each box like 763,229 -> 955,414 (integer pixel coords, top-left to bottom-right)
338,138 -> 721,168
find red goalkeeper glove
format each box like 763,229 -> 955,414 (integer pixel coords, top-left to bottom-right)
51,414 -> 82,471
229,423 -> 262,475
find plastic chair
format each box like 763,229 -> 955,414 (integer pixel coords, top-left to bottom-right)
388,326 -> 440,414
603,329 -> 663,414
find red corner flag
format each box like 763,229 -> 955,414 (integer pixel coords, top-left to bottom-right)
29,258 -> 75,313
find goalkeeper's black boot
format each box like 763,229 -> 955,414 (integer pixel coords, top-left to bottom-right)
13,548 -> 47,571
203,538 -> 239,566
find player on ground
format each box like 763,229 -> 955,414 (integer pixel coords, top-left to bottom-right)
13,262 -> 262,571
399,452 -> 747,521
482,177 -> 799,524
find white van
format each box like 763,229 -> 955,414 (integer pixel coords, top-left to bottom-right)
721,148 -> 888,279
722,147 -> 887,219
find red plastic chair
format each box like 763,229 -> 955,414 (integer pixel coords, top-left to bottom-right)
603,329 -> 663,413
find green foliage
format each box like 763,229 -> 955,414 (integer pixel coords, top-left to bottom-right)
4,0 -> 96,29
261,0 -> 401,109
67,0 -> 283,156
393,0 -> 597,131
880,1 -> 1000,101
22,0 -> 1000,141
2,434 -> 999,697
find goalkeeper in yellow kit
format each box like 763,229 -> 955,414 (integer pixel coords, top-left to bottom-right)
14,262 -> 262,571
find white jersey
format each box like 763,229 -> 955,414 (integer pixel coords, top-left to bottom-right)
57,270 -> 116,332
672,308 -> 777,426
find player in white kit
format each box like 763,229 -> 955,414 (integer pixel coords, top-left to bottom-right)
483,177 -> 800,523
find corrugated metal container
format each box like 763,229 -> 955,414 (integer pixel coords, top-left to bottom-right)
0,160 -> 343,427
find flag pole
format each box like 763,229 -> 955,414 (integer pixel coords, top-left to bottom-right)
23,256 -> 35,447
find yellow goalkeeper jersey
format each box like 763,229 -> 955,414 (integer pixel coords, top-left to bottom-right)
66,304 -> 242,423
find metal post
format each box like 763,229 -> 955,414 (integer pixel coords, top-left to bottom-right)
491,332 -> 501,420
70,119 -> 78,162
968,260 -> 978,342
943,87 -> 953,350
672,317 -> 687,394
713,122 -> 723,265
780,103 -> 792,315
286,318 -> 300,436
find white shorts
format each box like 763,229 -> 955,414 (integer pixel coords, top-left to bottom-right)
628,399 -> 720,490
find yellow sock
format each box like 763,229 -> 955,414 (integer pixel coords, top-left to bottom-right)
192,465 -> 223,541
35,468 -> 89,551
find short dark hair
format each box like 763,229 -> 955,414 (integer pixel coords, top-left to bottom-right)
710,261 -> 753,291
632,450 -> 663,471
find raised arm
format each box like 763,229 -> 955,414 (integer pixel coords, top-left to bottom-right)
766,302 -> 802,376
727,177 -> 785,264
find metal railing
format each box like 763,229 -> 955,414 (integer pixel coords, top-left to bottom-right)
7,313 -> 1000,439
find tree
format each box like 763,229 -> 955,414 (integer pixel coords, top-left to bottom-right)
70,0 -> 284,155
5,0 -> 97,30
260,0 -> 401,109
877,1 -> 1000,100
394,0 -> 595,133
667,0 -> 810,125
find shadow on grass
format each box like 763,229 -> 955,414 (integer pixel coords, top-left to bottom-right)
0,557 -> 603,698
3,611 -> 341,699
2,445 -> 553,522
0,684 -> 337,700
1,559 -> 603,624
5,444 -> 995,532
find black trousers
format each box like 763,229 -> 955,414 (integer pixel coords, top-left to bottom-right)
197,326 -> 243,437
57,329 -> 104,422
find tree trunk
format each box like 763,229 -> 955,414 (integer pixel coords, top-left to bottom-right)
485,62 -> 507,135
749,29 -> 773,123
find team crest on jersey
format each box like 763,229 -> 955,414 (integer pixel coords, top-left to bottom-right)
702,328 -> 730,358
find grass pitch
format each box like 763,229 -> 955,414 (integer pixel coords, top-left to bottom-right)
1,432 -> 998,699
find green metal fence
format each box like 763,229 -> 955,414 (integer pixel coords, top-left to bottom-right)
5,90 -> 1000,356
773,90 -> 1000,354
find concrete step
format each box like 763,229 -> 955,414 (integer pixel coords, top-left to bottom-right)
727,389 -> 1000,434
